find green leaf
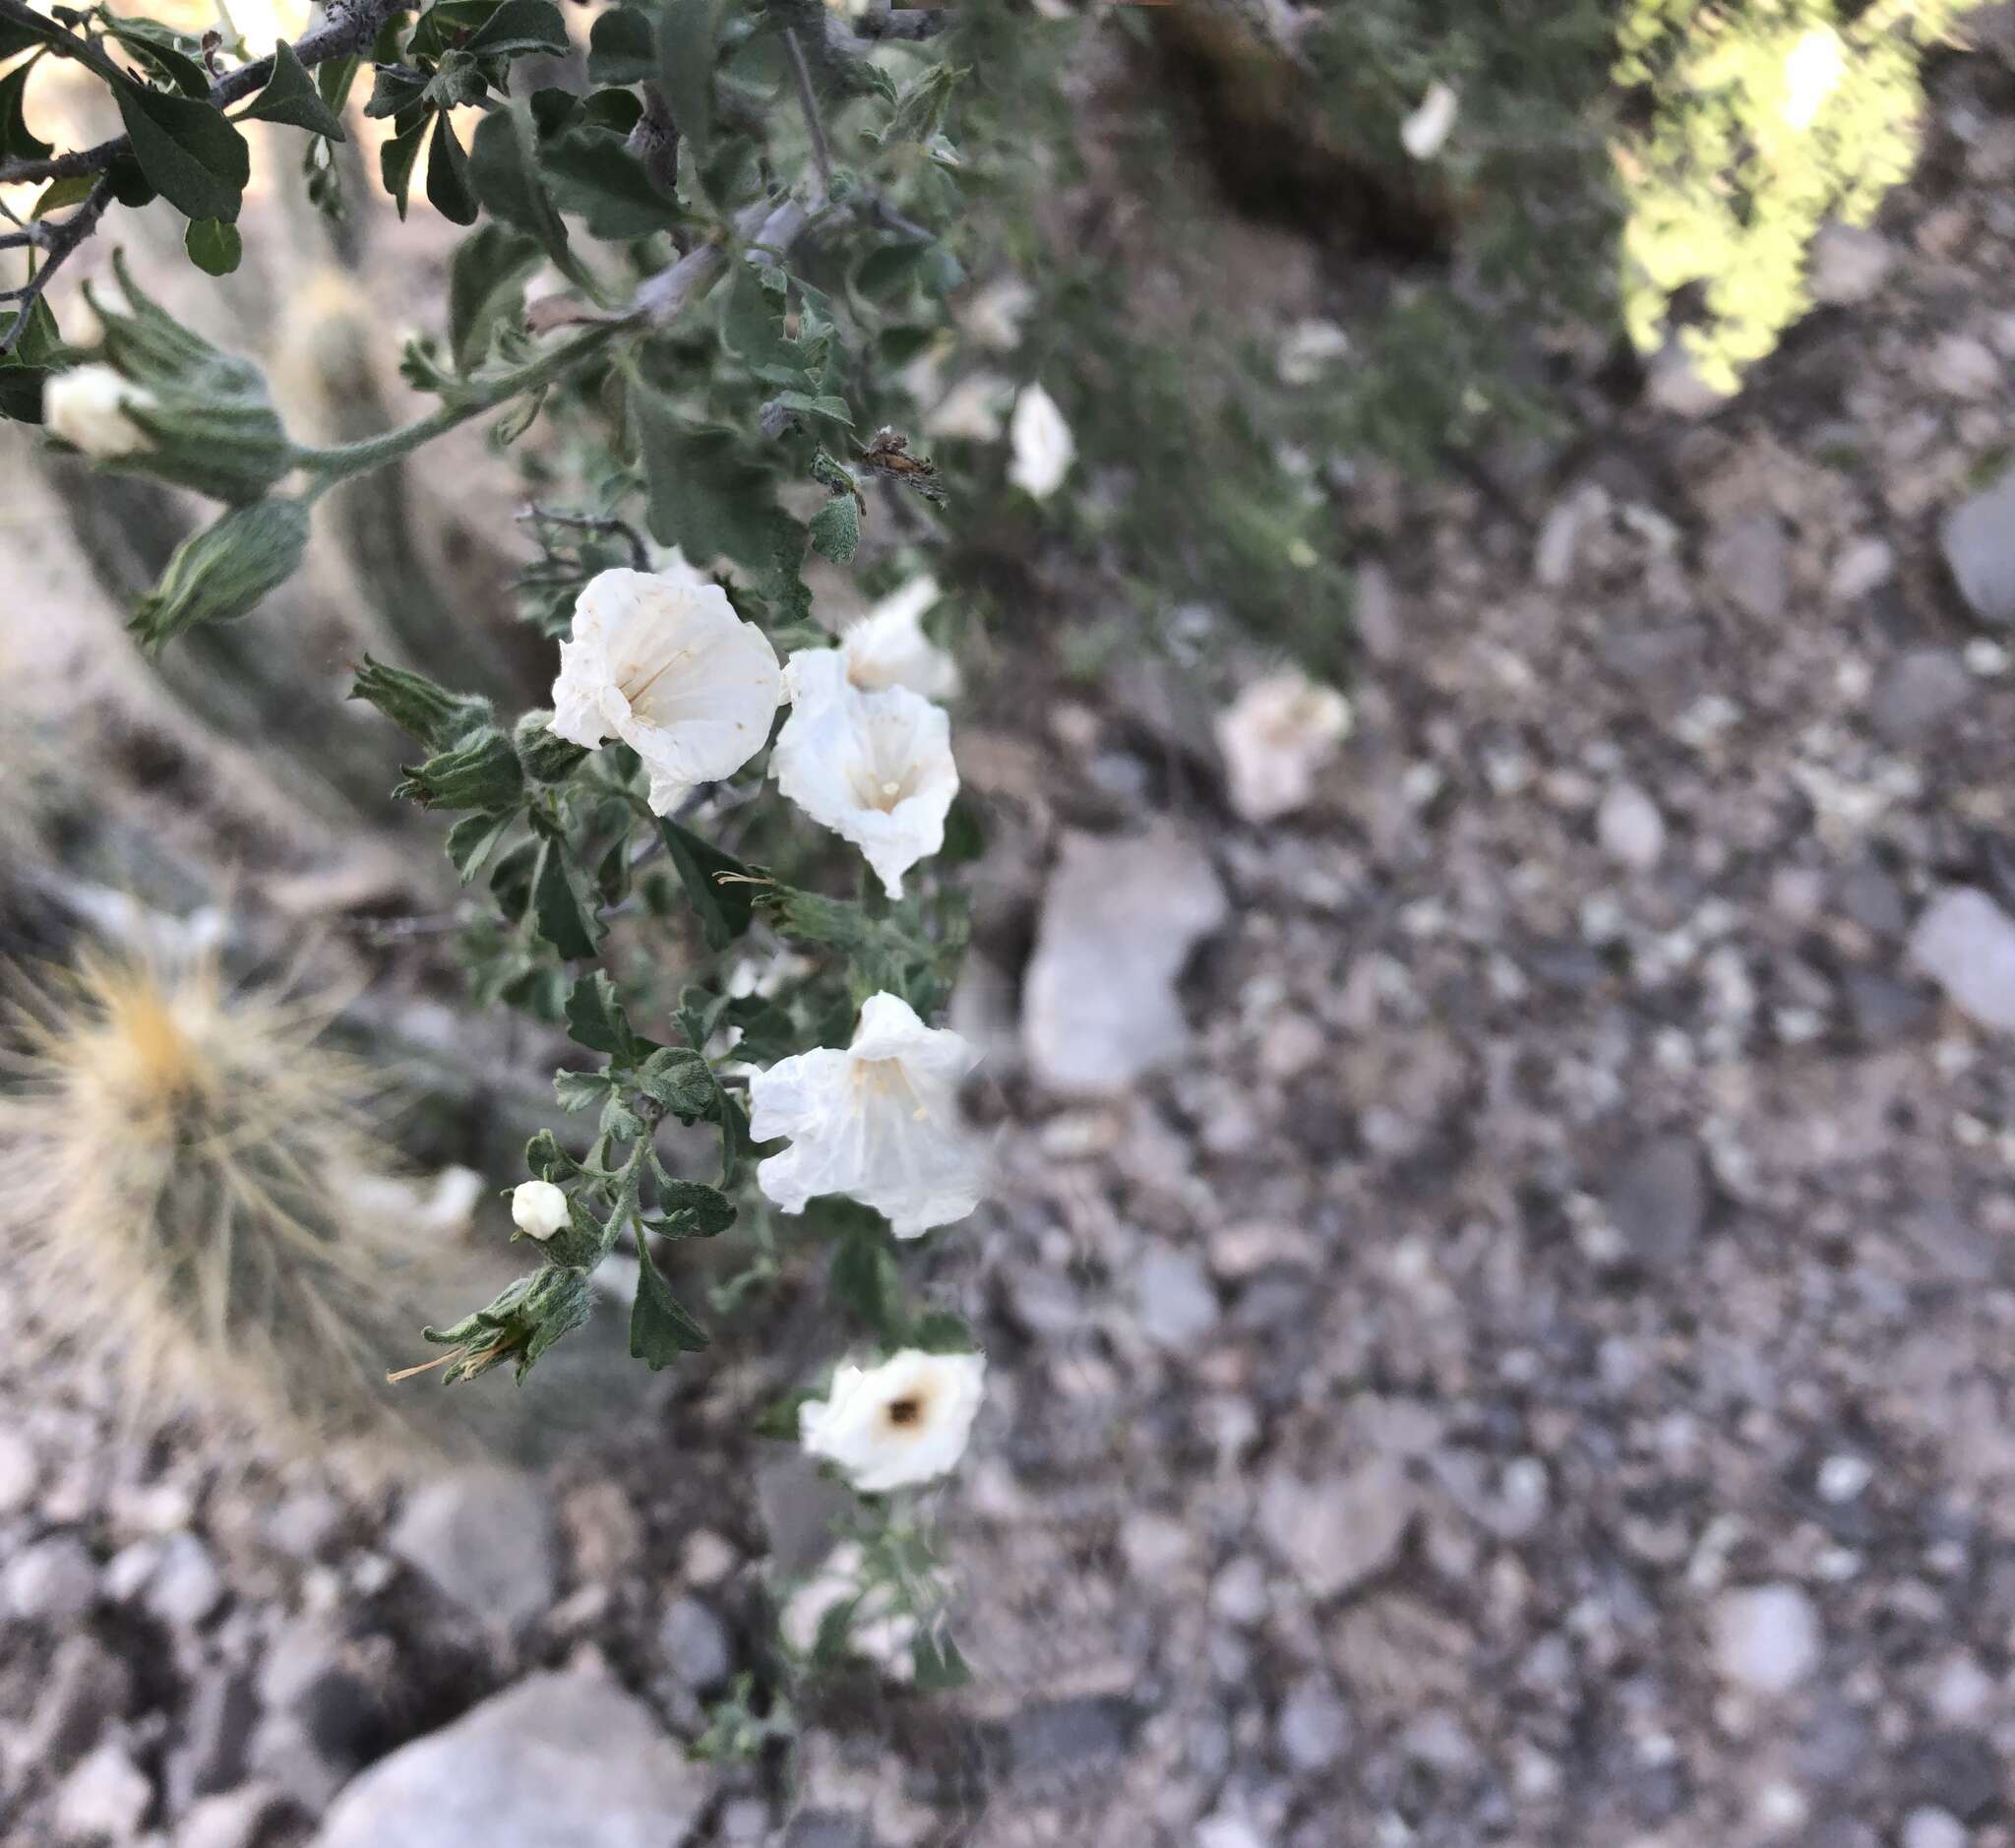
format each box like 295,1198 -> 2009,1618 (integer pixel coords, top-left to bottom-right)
427,109 -> 479,225
587,7 -> 656,85
631,1236 -> 710,1367
0,62 -> 51,161
565,969 -> 643,1060
633,390 -> 781,570
910,1631 -> 971,1691
115,80 -> 250,222
553,1065 -> 614,1112
656,0 -> 722,172
316,52 -> 361,120
829,1234 -> 902,1334
381,121 -> 425,217
183,216 -> 242,276
349,654 -> 494,746
906,1310 -> 974,1353
656,818 -> 755,952
808,494 -> 859,565
469,101 -> 592,289
393,725 -> 525,810
540,125 -> 676,238
0,298 -> 57,424
363,63 -> 430,120
408,0 -> 502,60
644,1178 -> 736,1238
446,809 -> 517,881
0,13 -> 64,60
465,0 -> 571,58
449,222 -> 541,371
32,174 -> 97,217
103,18 -> 211,96
531,823 -> 607,958
239,39 -> 348,140
636,1044 -> 714,1119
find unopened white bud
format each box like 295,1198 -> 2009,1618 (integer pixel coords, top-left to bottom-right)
511,1179 -> 570,1241
44,364 -> 154,459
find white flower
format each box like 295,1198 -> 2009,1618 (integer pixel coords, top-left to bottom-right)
963,275 -> 1036,351
1400,81 -> 1459,160
511,1178 -> 571,1241
1008,382 -> 1074,501
1214,671 -> 1353,823
44,364 -> 154,459
749,990 -> 984,1236
1781,27 -> 1846,131
1278,319 -> 1352,387
798,1347 -> 987,1493
550,566 -> 782,816
924,369 -> 1012,444
769,648 -> 957,898
840,577 -> 960,702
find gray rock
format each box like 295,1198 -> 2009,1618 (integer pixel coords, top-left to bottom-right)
1926,336 -> 2001,401
5,1533 -> 98,1623
1596,783 -> 1665,872
1901,1809 -> 1968,1848
1021,826 -> 1228,1095
780,1816 -> 874,1848
1256,1461 -> 1412,1600
174,1667 -> 258,1803
1607,1135 -> 1707,1268
0,1427 -> 40,1515
1872,650 -> 1973,746
1710,1583 -> 1821,1695
756,1456 -> 851,1578
1275,1676 -> 1351,1772
312,1672 -> 713,1848
1133,1248 -> 1220,1349
55,1742 -> 153,1843
1942,466 -> 2015,626
1808,223 -> 1893,305
1844,970 -> 1931,1044
1706,513 -> 1791,623
1836,859 -> 1909,939
147,1534 -> 224,1631
388,1468 -> 556,1630
658,1595 -> 733,1692
174,1785 -> 288,1848
1909,889 -> 2015,1032
1004,1697 -> 1134,1787
29,1633 -> 135,1766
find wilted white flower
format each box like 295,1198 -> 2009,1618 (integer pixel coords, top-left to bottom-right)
550,567 -> 782,816
1008,382 -> 1074,501
511,1178 -> 571,1241
779,1539 -> 951,1677
841,577 -> 960,702
749,990 -> 984,1236
963,275 -> 1036,351
923,369 -> 1012,443
44,364 -> 154,459
769,648 -> 957,898
798,1347 -> 987,1492
1215,671 -> 1353,823
1781,26 -> 1846,131
1278,319 -> 1352,387
1400,81 -> 1459,160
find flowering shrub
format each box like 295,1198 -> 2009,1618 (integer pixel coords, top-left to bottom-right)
5,0 -> 991,1685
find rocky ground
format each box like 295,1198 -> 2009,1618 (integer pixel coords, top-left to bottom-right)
13,38 -> 2015,1848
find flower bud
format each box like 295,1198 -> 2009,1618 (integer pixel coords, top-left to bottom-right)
43,364 -> 155,459
350,655 -> 494,750
69,252 -> 296,504
514,709 -> 590,783
127,499 -> 312,654
392,725 -> 525,812
511,1179 -> 570,1241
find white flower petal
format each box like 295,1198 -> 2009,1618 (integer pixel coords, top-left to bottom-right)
1008,383 -> 1074,501
1400,81 -> 1459,160
511,1178 -> 570,1241
1214,671 -> 1353,823
749,991 -> 984,1236
840,577 -> 960,701
797,1348 -> 986,1493
549,567 -> 781,815
771,649 -> 957,899
44,365 -> 153,459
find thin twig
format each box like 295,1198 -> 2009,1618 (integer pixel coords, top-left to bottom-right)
0,0 -> 404,187
0,176 -> 113,354
0,223 -> 48,253
519,504 -> 651,571
781,26 -> 833,194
